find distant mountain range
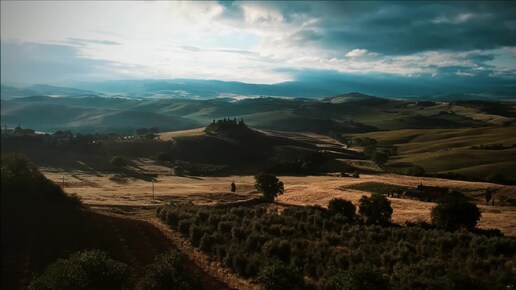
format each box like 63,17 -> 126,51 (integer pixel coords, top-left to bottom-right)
2,87 -> 514,134
2,77 -> 515,100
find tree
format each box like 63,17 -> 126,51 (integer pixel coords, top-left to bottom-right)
231,181 -> 236,193
28,250 -> 129,290
328,198 -> 356,220
323,268 -> 389,290
254,173 -> 284,202
358,194 -> 393,225
431,197 -> 481,231
136,250 -> 202,290
257,263 -> 305,290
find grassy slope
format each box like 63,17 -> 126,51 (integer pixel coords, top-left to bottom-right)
353,126 -> 516,180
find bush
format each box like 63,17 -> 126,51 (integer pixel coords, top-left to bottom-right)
110,156 -> 127,167
322,268 -> 389,290
156,152 -> 172,162
28,250 -> 128,290
431,197 -> 481,231
328,198 -> 356,220
172,166 -> 185,176
358,194 -> 392,225
407,166 -> 426,177
257,263 -> 305,290
136,250 -> 202,290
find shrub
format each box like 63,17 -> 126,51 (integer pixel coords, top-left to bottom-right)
28,250 -> 128,290
328,198 -> 356,220
172,166 -> 185,176
257,263 -> 305,290
358,194 -> 393,225
156,152 -> 172,162
431,197 -> 481,231
178,220 -> 191,236
322,268 -> 389,290
407,165 -> 426,176
110,156 -> 127,167
136,250 -> 202,290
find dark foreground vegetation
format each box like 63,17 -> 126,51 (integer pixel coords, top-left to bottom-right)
158,202 -> 515,290
0,154 -> 221,290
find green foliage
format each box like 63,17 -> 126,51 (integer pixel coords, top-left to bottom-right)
257,263 -> 305,290
110,156 -> 127,167
328,198 -> 356,220
431,197 -> 481,231
1,153 -> 81,207
172,166 -> 186,176
157,203 -> 515,290
254,173 -> 284,202
28,250 -> 128,290
407,165 -> 426,176
136,250 -> 202,290
322,268 -> 389,290
358,194 -> 393,225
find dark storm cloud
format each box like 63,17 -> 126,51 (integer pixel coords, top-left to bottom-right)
256,1 -> 516,55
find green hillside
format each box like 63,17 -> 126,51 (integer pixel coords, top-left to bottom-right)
352,126 -> 516,180
3,94 -> 514,134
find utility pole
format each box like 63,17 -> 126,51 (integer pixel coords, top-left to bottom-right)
152,181 -> 155,199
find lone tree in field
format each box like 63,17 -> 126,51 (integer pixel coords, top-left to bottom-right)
358,193 -> 393,225
254,173 -> 284,202
431,196 -> 481,231
231,181 -> 236,193
328,198 -> 356,220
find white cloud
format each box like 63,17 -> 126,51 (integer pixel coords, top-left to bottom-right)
345,49 -> 369,57
1,1 -> 514,84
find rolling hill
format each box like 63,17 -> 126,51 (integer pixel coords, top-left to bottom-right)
352,126 -> 516,180
3,92 -> 514,134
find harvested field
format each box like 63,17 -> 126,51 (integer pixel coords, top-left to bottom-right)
42,169 -> 516,236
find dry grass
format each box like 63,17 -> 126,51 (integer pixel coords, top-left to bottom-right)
42,168 -> 516,236
158,128 -> 205,140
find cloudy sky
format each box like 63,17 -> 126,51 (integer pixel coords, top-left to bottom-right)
1,1 -> 515,95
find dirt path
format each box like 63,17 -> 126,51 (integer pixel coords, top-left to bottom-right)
94,208 -> 256,290
106,213 -> 233,290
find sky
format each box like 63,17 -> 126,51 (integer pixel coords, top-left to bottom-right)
1,1 -> 516,96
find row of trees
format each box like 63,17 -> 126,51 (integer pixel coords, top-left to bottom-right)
157,197 -> 514,289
